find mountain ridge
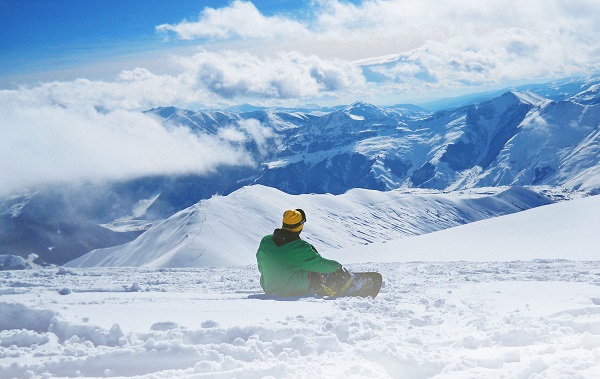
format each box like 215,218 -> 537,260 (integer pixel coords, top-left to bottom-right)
67,185 -> 554,268
234,90 -> 600,194
4,77 -> 600,265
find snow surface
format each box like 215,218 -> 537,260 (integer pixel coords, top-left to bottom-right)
326,193 -> 600,263
67,185 -> 555,269
2,193 -> 600,378
0,254 -> 39,271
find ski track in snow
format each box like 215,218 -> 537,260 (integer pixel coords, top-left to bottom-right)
2,261 -> 600,378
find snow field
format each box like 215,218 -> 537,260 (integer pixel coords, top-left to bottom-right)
68,185 -> 556,268
2,261 -> 600,378
328,190 -> 600,263
3,189 -> 599,377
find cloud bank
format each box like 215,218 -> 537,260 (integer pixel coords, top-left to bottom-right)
158,0 -> 600,96
1,49 -> 364,195
0,85 -> 253,196
156,0 -> 309,41
179,50 -> 364,99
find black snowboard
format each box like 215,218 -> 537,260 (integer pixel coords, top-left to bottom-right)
321,272 -> 382,298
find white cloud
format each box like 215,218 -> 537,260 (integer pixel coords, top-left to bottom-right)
156,0 -> 600,98
362,26 -> 597,92
9,1 -> 599,108
0,86 -> 253,196
156,0 -> 309,41
237,118 -> 278,157
218,127 -> 247,144
179,50 -> 365,100
0,45 -> 366,196
217,119 -> 278,157
13,70 -> 196,112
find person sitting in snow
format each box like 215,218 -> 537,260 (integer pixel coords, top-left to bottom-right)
256,208 -> 349,297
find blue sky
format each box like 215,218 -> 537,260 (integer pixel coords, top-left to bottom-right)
0,1 -> 310,83
1,1 -> 178,73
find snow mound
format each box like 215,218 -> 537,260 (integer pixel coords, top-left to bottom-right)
333,192 -> 600,263
0,254 -> 38,270
68,185 -> 553,268
0,302 -> 58,333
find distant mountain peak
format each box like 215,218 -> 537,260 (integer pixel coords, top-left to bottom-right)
348,100 -> 375,107
569,83 -> 600,105
343,101 -> 386,119
224,104 -> 268,113
508,91 -> 548,106
346,101 -> 379,110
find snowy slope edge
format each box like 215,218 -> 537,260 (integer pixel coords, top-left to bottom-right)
67,185 -> 554,268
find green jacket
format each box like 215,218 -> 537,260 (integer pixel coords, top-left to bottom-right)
256,230 -> 340,296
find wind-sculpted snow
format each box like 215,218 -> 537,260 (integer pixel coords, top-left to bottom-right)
67,185 -> 554,268
2,261 -> 600,378
329,192 -> 600,263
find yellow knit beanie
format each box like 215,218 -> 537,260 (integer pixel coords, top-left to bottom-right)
282,209 -> 306,232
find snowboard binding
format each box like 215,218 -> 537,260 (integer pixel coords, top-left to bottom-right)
318,267 -> 353,296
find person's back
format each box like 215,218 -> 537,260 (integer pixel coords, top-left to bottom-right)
256,209 -> 341,296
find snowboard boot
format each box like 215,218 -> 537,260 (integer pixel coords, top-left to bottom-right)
320,267 -> 352,296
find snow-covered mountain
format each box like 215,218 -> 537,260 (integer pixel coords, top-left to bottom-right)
0,188 -> 143,265
67,185 -> 554,268
4,77 -> 600,265
148,85 -> 600,197
250,92 -> 600,194
570,83 -> 600,105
